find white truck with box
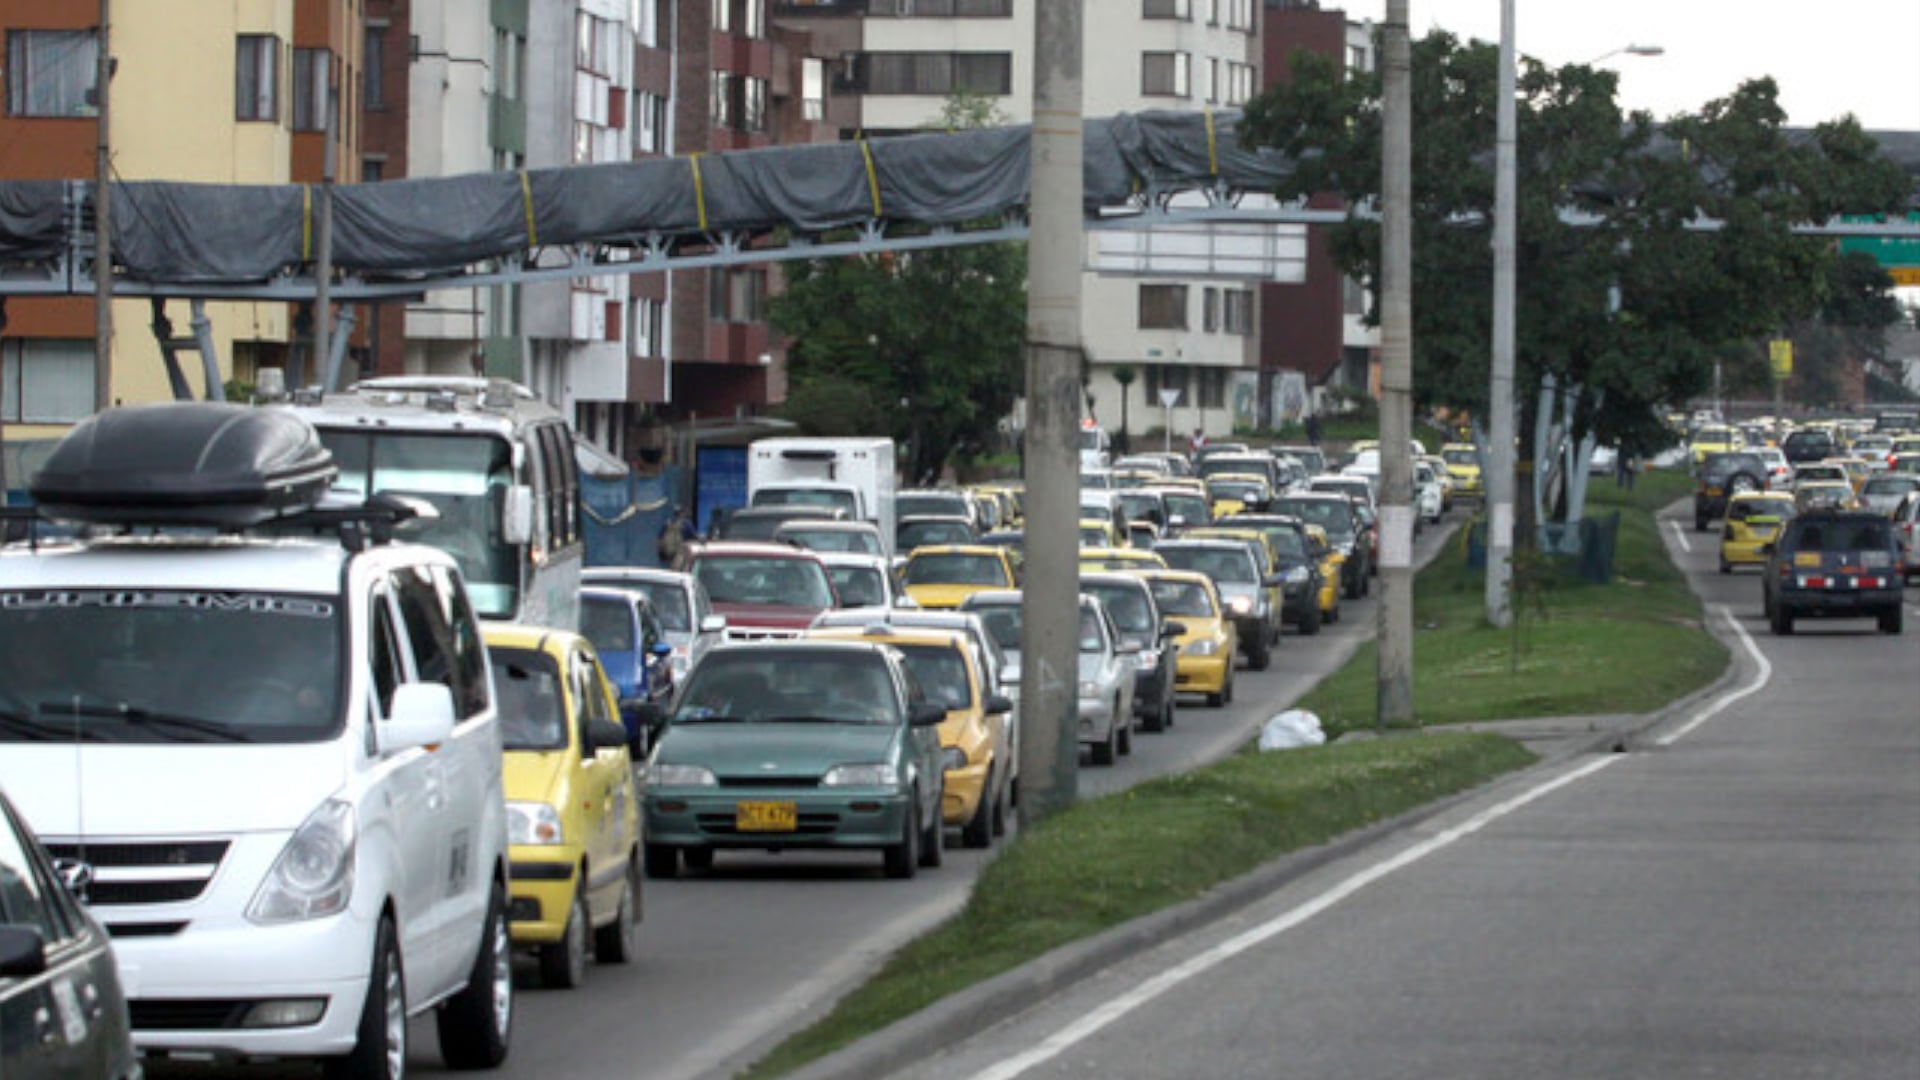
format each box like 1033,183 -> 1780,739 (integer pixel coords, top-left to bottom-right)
747,437 -> 898,556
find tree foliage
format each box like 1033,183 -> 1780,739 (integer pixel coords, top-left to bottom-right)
1239,32 -> 1911,462
770,93 -> 1027,484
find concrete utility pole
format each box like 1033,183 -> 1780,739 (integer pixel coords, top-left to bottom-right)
1485,0 -> 1517,629
1374,0 -> 1414,729
315,88 -> 337,391
1019,0 -> 1084,824
92,0 -> 112,411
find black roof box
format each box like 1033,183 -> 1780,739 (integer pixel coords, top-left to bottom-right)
31,403 -> 337,528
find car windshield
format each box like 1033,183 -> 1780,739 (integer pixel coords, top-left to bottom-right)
1862,477 -> 1918,496
1271,498 -> 1353,535
827,566 -> 886,608
1262,528 -> 1308,558
899,521 -> 972,549
1730,498 -> 1794,522
1443,448 -> 1478,465
1695,427 -> 1733,443
623,581 -> 690,632
903,553 -> 1008,587
1792,520 -> 1892,552
579,595 -> 635,653
896,644 -> 973,710
897,494 -> 969,518
1208,481 -> 1266,501
694,556 -> 835,607
1702,454 -> 1760,478
1116,493 -> 1163,522
1083,584 -> 1153,634
967,605 -> 1022,651
670,650 -> 901,725
0,589 -> 342,744
788,527 -> 881,554
1148,580 -> 1215,617
1159,547 -> 1255,584
488,647 -> 569,752
1162,493 -> 1209,522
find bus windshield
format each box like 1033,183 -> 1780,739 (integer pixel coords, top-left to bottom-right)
321,431 -> 520,619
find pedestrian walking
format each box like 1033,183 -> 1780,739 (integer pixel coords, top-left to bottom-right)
1304,412 -> 1324,447
657,504 -> 696,570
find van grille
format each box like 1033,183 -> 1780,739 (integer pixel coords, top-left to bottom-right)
44,839 -> 229,908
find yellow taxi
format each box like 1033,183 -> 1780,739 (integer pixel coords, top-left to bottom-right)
1079,518 -> 1123,547
1689,424 -> 1741,467
1183,525 -> 1288,632
899,544 -> 1020,609
484,623 -> 642,989
1079,546 -> 1169,572
969,484 -> 1022,529
1304,524 -> 1345,622
1440,443 -> 1483,498
1136,569 -> 1237,707
804,625 -> 1012,847
1718,492 -> 1795,574
1205,473 -> 1272,517
1827,457 -> 1873,495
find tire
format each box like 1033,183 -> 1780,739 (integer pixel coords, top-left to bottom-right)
1205,686 -> 1225,708
539,886 -> 589,990
1246,633 -> 1271,672
1326,601 -> 1340,625
1116,711 -> 1133,756
593,857 -> 640,965
1880,607 -> 1903,634
1728,472 -> 1760,495
324,917 -> 404,1080
1343,571 -> 1362,600
1694,512 -> 1709,533
1299,601 -> 1322,636
1771,604 -> 1794,636
1719,558 -> 1731,575
1089,726 -> 1116,765
918,790 -> 944,868
682,847 -> 714,872
437,880 -> 513,1070
1223,670 -> 1235,705
643,843 -> 678,880
883,798 -> 919,879
1160,693 -> 1175,730
990,772 -> 1009,837
961,770 -> 994,849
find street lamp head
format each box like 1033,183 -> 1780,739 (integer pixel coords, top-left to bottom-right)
1623,44 -> 1664,57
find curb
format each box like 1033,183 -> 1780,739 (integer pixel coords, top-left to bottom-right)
779,494 -> 1732,1080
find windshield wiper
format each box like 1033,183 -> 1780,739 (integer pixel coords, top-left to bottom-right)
764,714 -> 875,725
0,708 -> 102,742
36,701 -> 254,743
672,713 -> 747,724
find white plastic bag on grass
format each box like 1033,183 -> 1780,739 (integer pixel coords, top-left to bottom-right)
1259,709 -> 1325,751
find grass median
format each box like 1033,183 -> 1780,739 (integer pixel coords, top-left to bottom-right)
1299,468 -> 1729,735
743,732 -> 1535,1078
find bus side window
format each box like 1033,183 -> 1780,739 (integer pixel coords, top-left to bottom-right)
540,423 -> 579,549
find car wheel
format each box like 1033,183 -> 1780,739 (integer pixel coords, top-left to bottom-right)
1117,710 -> 1133,756
1247,634 -> 1272,672
1327,601 -> 1340,624
1729,473 -> 1760,494
884,796 -> 919,879
990,772 -> 1009,837
324,916 -> 404,1080
1300,601 -> 1322,636
1090,725 -> 1116,766
1223,669 -> 1235,705
918,787 -> 944,868
1770,605 -> 1794,636
643,843 -> 679,880
962,770 -> 995,849
682,847 -> 715,872
593,857 -> 640,965
1161,691 -> 1176,730
437,879 -> 513,1070
1343,572 -> 1362,600
1718,558 -> 1731,575
1205,686 -> 1225,708
538,885 -> 589,989
1694,513 -> 1709,533
1880,607 -> 1903,634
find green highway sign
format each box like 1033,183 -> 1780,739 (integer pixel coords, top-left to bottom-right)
1838,213 -> 1920,269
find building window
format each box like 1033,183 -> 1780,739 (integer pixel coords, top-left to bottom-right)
1141,52 -> 1190,98
743,0 -> 766,38
362,157 -> 384,182
1202,287 -> 1220,332
1205,58 -> 1218,104
1198,367 -> 1226,409
235,34 -> 280,122
1206,0 -> 1220,25
709,270 -> 767,323
5,30 -> 98,118
634,91 -> 668,154
856,52 -> 1012,95
1142,0 -> 1190,19
1343,276 -> 1368,316
364,26 -> 386,107
1225,62 -> 1255,105
1139,284 -> 1188,330
638,0 -> 661,48
2,339 -> 94,422
492,29 -> 524,100
1148,363 -> 1189,403
573,120 -> 593,163
1226,0 -> 1256,31
634,298 -> 663,357
802,57 -> 825,121
867,0 -> 1013,14
1348,44 -> 1369,73
293,48 -> 331,132
742,76 -> 768,131
713,0 -> 733,34
711,71 -> 735,127
1223,289 -> 1253,335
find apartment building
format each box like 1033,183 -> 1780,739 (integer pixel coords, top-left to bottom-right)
0,0 -> 363,462
775,0 -> 1267,442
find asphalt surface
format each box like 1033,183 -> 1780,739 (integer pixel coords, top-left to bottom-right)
834,500 -> 1920,1080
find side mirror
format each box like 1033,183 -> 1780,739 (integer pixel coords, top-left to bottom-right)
1160,621 -> 1186,638
908,701 -> 948,727
587,717 -> 632,754
500,484 -> 535,546
380,682 -> 457,754
984,694 -> 1014,716
0,925 -> 47,978
700,614 -> 728,634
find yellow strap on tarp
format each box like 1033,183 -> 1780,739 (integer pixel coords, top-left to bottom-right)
690,153 -> 709,231
1204,108 -> 1219,175
519,170 -> 538,246
301,185 -> 312,261
859,139 -> 883,217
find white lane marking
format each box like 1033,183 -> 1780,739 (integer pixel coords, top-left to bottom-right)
1654,605 -> 1772,748
971,754 -> 1622,1080
1666,519 -> 1692,553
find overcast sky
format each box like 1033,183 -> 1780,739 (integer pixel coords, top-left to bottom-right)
1350,0 -> 1920,131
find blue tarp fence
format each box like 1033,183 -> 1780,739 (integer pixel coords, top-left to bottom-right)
583,465 -> 683,569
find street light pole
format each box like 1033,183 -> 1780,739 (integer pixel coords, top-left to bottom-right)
92,0 -> 112,412
1376,0 -> 1414,729
1486,0 -> 1517,629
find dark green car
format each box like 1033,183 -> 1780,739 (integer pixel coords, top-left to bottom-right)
641,641 -> 948,880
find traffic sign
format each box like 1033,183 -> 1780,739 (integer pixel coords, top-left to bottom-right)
1158,388 -> 1183,408
1769,339 -> 1793,380
1838,213 -> 1920,269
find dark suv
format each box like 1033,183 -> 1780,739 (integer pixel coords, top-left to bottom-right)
1781,428 -> 1837,467
1694,451 -> 1771,531
1762,510 -> 1905,635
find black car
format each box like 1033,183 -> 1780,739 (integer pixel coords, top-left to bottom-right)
1762,510 -> 1905,635
0,790 -> 139,1080
1218,513 -> 1328,635
1079,572 -> 1182,732
1780,428 -> 1837,467
1693,451 -> 1771,532
1270,494 -> 1371,599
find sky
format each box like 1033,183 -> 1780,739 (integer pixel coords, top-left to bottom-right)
1352,0 -> 1920,132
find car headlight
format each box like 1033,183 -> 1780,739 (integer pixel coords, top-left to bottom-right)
507,801 -> 565,846
822,763 -> 898,787
1078,679 -> 1100,698
247,799 -> 355,924
1186,639 -> 1220,656
939,747 -> 969,773
1285,566 -> 1311,584
1225,596 -> 1253,615
1134,649 -> 1158,671
648,762 -> 718,787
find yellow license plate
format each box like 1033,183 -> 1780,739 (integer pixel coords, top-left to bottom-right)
736,801 -> 797,832
1793,553 -> 1821,568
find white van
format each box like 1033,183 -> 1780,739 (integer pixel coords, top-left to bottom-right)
0,403 -> 512,1077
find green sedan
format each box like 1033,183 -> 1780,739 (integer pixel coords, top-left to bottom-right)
641,640 -> 948,880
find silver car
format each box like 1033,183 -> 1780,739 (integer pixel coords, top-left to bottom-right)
1859,474 -> 1920,517
581,566 -> 727,688
955,591 -> 1137,767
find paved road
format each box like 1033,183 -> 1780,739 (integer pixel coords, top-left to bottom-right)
886,503 -> 1920,1080
394,518 -> 1466,1080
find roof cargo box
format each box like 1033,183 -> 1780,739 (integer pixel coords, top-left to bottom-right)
31,403 -> 337,527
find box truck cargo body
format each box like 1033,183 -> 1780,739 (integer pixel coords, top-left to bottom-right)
748,438 -> 898,555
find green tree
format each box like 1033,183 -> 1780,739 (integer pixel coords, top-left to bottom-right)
771,92 -> 1027,484
1240,33 -> 1909,529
